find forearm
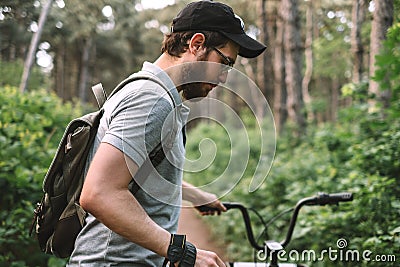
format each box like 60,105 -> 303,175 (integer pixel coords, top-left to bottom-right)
83,188 -> 170,257
182,180 -> 201,204
182,181 -> 226,216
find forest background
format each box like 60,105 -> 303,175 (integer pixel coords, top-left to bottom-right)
0,0 -> 399,266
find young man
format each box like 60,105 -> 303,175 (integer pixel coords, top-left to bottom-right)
67,1 -> 266,266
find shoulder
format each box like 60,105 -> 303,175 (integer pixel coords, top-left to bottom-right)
103,79 -> 173,118
112,77 -> 174,109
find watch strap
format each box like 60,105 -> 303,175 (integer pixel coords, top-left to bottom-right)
167,234 -> 186,263
179,241 -> 196,267
166,234 -> 197,267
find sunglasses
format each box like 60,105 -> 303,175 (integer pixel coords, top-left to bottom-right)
212,47 -> 235,73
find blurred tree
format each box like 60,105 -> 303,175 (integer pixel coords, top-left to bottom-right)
256,0 -> 273,115
19,0 -> 53,93
351,0 -> 367,84
312,0 -> 353,123
368,0 -> 394,108
3,0 -> 399,129
46,0 -> 144,101
48,0 -> 106,101
273,0 -> 287,134
0,0 -> 38,61
282,0 -> 306,134
302,0 -> 315,122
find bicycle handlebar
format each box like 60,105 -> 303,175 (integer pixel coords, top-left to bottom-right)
197,192 -> 353,250
281,192 -> 353,247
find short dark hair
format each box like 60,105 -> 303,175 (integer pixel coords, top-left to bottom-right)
161,31 -> 229,57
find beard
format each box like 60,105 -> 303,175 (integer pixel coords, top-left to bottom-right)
180,52 -> 217,101
181,82 -> 207,101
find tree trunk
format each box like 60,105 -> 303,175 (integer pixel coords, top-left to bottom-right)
302,0 -> 314,123
282,0 -> 306,134
63,47 -> 80,101
351,0 -> 366,84
78,38 -> 93,103
368,0 -> 393,108
55,43 -> 66,99
19,0 -> 53,93
273,2 -> 287,135
330,76 -> 340,122
241,58 -> 264,121
256,0 -> 274,111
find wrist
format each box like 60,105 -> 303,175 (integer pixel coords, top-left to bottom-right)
166,234 -> 196,267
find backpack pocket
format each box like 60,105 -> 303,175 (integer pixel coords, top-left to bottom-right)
48,201 -> 86,258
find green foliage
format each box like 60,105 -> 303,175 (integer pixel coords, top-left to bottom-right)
313,36 -> 351,79
183,19 -> 400,266
185,105 -> 399,266
374,22 -> 400,114
0,60 -> 49,90
0,86 -> 81,266
185,75 -> 400,266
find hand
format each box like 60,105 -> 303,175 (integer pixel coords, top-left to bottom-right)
194,194 -> 227,216
172,248 -> 225,267
194,249 -> 226,266
182,181 -> 227,215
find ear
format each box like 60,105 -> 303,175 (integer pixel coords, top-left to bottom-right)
188,33 -> 206,55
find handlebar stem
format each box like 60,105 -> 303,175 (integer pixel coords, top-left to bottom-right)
224,203 -> 264,251
281,192 -> 353,246
281,196 -> 316,247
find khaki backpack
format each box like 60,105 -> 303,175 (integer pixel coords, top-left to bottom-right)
30,75 -> 176,258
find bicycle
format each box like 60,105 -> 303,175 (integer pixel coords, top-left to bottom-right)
198,192 -> 354,267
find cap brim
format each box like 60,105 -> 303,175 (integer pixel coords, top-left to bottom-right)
221,32 -> 266,58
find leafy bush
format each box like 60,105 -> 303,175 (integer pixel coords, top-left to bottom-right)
374,23 -> 400,109
183,21 -> 400,267
0,60 -> 48,90
185,106 -> 399,266
184,66 -> 400,266
0,86 -> 82,266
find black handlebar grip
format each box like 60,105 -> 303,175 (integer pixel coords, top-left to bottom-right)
314,192 -> 353,205
196,205 -> 220,213
196,202 -> 235,213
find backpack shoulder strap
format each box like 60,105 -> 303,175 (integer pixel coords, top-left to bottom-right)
109,74 -> 176,107
95,74 -> 179,194
92,83 -> 107,109
92,74 -> 176,109
127,74 -> 179,194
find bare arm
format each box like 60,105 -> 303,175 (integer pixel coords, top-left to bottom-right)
80,143 -> 170,257
80,143 -> 226,266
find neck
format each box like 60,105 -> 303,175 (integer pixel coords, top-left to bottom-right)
153,53 -> 189,93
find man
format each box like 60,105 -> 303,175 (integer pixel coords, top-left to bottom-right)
68,1 -> 266,266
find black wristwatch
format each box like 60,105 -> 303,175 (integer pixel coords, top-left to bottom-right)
166,234 -> 196,267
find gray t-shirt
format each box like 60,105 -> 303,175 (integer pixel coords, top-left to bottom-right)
67,62 -> 189,266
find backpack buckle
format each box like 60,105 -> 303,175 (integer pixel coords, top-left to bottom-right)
29,202 -> 43,236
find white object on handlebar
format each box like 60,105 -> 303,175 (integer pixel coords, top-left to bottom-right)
266,240 -> 283,251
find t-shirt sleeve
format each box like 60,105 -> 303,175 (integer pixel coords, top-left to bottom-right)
101,84 -> 174,168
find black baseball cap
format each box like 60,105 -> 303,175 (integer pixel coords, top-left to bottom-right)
171,0 -> 266,58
